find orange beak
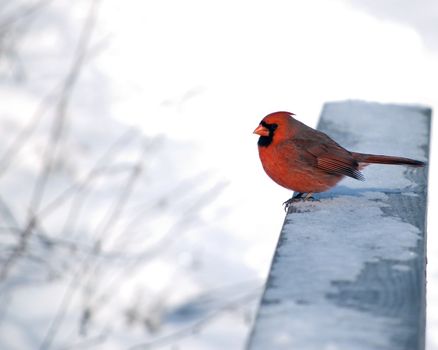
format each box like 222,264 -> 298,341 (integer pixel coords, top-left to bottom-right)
253,124 -> 270,137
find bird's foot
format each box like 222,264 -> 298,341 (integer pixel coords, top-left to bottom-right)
283,192 -> 317,211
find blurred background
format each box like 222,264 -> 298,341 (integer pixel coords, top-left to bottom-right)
0,0 -> 436,349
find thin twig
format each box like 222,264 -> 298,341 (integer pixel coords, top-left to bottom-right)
39,128 -> 138,218
88,181 -> 227,318
105,171 -> 212,250
89,139 -> 149,251
0,86 -> 59,177
0,0 -> 102,283
29,0 -> 101,214
38,134 -> 146,350
127,289 -> 261,350
0,194 -> 20,230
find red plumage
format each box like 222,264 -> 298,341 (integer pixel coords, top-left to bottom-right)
254,112 -> 425,203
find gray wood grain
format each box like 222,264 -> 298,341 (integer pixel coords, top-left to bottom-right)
247,101 -> 430,350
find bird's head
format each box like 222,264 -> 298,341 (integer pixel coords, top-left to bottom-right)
253,111 -> 296,147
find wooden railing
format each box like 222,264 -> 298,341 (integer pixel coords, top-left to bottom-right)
247,101 -> 431,350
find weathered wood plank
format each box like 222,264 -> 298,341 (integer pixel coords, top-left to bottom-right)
247,101 -> 430,350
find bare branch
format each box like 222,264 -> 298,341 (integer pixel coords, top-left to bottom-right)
38,134 -> 146,350
0,86 -> 59,178
29,0 -> 102,214
0,0 -> 102,288
86,180 -> 228,320
39,128 -> 139,219
127,289 -> 261,350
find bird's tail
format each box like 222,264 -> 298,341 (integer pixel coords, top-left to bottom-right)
352,152 -> 425,167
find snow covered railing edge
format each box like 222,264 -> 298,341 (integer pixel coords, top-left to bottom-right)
247,100 -> 431,350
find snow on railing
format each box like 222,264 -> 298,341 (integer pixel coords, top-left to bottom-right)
247,101 -> 431,350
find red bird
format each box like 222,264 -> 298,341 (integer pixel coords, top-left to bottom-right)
253,111 -> 425,207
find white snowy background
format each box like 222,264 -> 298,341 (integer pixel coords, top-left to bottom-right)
0,0 -> 437,349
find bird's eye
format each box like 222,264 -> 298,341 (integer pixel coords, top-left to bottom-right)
260,121 -> 277,132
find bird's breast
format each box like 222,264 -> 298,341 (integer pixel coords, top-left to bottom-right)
257,144 -> 342,193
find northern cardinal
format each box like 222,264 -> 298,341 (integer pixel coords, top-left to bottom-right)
253,111 -> 425,206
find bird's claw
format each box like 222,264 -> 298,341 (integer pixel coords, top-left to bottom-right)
283,193 -> 317,212
283,198 -> 300,212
